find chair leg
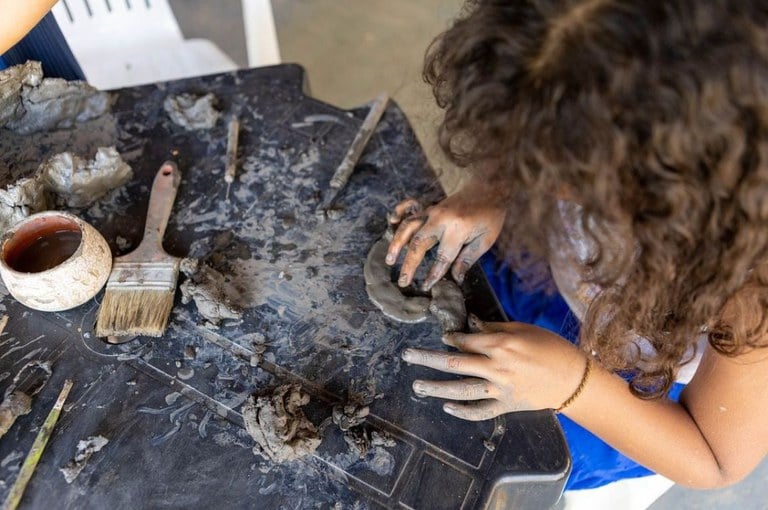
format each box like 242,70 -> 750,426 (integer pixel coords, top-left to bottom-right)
241,0 -> 281,68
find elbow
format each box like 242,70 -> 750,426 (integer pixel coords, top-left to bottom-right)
679,467 -> 751,490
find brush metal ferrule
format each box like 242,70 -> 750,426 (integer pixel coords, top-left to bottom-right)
105,261 -> 180,291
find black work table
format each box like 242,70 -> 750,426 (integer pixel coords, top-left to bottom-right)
0,66 -> 569,509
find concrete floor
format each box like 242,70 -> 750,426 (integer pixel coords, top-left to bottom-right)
168,1 -> 767,508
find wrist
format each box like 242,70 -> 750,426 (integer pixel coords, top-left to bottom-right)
556,355 -> 593,413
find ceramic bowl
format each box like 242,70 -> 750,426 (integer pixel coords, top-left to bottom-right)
0,211 -> 112,311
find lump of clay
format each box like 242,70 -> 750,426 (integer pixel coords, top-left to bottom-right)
242,384 -> 321,464
0,61 -> 109,135
179,258 -> 243,325
429,279 -> 467,332
0,177 -> 48,233
364,238 -> 430,323
0,146 -> 132,233
163,93 -> 220,130
0,61 -> 42,126
39,147 -> 133,208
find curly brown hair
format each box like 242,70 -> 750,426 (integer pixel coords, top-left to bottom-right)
425,0 -> 768,397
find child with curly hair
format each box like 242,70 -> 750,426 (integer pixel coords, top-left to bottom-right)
389,0 -> 768,505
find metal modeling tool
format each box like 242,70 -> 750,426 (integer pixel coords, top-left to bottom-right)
224,116 -> 240,201
320,92 -> 389,210
3,379 -> 73,510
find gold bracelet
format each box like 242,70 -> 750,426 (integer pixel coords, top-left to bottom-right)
555,356 -> 592,413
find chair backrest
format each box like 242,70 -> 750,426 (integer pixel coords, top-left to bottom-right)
52,0 -> 185,55
50,0 -> 279,89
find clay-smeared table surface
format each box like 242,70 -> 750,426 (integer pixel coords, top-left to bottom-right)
0,66 -> 569,509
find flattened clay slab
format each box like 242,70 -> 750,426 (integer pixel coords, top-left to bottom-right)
364,239 -> 430,323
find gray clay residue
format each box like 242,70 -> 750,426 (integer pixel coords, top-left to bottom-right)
364,239 -> 430,323
242,384 -> 321,463
364,237 -> 467,331
59,435 -> 109,484
163,93 -> 220,130
0,146 -> 132,232
0,61 -> 109,135
179,258 -> 243,326
429,280 -> 467,333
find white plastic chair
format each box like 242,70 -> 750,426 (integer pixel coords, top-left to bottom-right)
51,0 -> 281,90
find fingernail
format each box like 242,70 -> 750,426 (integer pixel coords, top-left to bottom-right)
385,253 -> 395,264
398,275 -> 409,287
412,381 -> 425,394
421,280 -> 434,292
455,273 -> 465,284
443,404 -> 456,414
402,349 -> 414,362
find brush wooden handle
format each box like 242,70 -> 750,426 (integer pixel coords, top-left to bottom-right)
126,162 -> 181,262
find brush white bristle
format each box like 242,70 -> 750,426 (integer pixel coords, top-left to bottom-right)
95,288 -> 175,337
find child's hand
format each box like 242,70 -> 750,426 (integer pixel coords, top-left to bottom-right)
386,182 -> 506,291
401,317 -> 587,421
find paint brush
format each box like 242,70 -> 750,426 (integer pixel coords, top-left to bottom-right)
95,162 -> 181,337
320,92 -> 389,211
3,379 -> 72,510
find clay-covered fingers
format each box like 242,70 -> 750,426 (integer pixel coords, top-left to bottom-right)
396,224 -> 444,287
442,331 -> 508,355
467,315 -> 524,335
443,400 -> 505,421
401,348 -> 488,377
387,198 -> 423,226
422,229 -> 465,291
450,235 -> 493,284
385,214 -> 428,266
412,378 -> 497,401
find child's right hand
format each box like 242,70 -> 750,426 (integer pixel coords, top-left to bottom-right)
386,181 -> 506,291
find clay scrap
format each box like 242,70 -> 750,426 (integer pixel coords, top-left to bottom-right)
0,177 -> 47,234
0,61 -> 109,135
332,403 -> 370,432
429,279 -> 467,333
364,237 -> 467,331
0,146 -> 133,232
163,93 -> 220,130
0,360 -> 52,439
344,428 -> 396,462
39,147 -> 133,208
242,384 -> 321,464
180,258 -> 243,326
59,435 -> 109,484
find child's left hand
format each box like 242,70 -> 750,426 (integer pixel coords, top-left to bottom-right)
402,317 -> 588,421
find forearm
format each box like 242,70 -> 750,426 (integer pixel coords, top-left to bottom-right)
563,362 -> 730,488
0,0 -> 58,54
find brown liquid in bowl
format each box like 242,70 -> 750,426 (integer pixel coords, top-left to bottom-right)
3,216 -> 83,273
